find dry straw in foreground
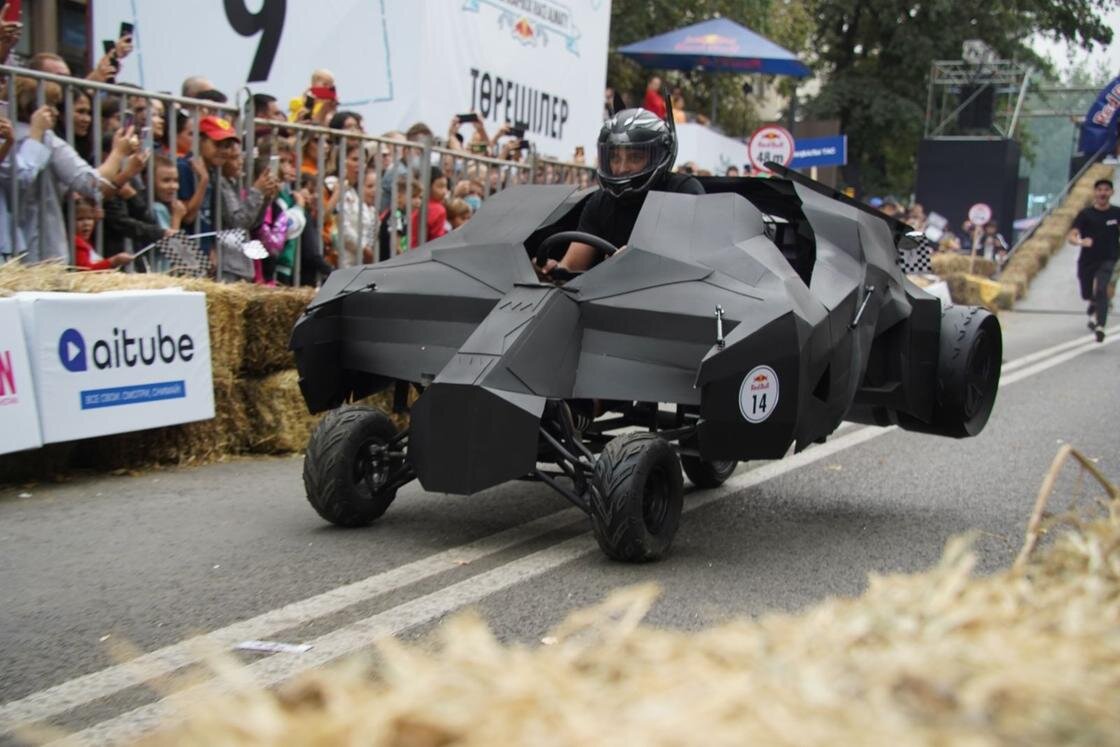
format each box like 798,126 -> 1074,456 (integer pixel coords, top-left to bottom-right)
134,449 -> 1120,747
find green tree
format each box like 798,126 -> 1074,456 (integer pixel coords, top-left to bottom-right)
607,0 -> 813,138
802,0 -> 1113,195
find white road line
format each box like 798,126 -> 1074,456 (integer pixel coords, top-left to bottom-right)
0,507 -> 585,733
52,425 -> 892,747
1000,333 -> 1117,386
1001,324 -> 1118,374
9,326 -> 1115,744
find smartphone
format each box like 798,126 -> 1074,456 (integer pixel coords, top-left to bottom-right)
2,0 -> 21,22
457,112 -> 478,124
139,125 -> 151,142
102,38 -> 120,72
121,111 -> 134,130
268,154 -> 281,178
518,139 -> 531,151
119,21 -> 134,38
0,101 -> 8,120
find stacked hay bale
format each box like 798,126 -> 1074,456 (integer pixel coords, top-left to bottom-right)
0,262 -> 383,480
139,468 -> 1120,746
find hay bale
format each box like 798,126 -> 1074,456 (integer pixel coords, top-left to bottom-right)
930,254 -> 997,279
242,371 -> 414,455
241,287 -> 314,377
944,273 -> 985,306
139,464 -> 1120,747
242,370 -> 319,454
994,283 -> 1017,309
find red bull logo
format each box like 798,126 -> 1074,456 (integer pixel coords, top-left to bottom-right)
675,34 -> 739,53
750,373 -> 771,391
0,349 -> 18,405
513,17 -> 535,40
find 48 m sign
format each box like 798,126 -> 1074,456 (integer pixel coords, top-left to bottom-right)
747,125 -> 796,175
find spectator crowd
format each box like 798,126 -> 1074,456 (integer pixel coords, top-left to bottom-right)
0,21 -> 595,286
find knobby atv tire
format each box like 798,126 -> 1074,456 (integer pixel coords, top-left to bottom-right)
681,456 -> 738,488
591,433 -> 684,562
303,405 -> 399,527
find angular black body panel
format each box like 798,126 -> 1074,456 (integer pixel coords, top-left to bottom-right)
292,174 -> 995,496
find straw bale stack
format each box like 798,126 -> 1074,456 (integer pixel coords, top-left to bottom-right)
137,457 -> 1120,747
241,286 -> 315,376
943,273 -> 1007,309
930,254 -> 997,278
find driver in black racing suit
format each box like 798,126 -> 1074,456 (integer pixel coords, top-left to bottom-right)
538,107 -> 703,276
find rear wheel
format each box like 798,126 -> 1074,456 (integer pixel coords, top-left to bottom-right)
681,456 -> 738,488
303,405 -> 400,527
590,433 -> 684,562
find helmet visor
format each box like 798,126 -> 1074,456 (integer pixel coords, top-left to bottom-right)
597,142 -> 661,180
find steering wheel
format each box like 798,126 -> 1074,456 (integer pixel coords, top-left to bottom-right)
534,230 -> 621,269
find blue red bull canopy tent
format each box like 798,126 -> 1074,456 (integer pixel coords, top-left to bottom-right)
617,18 -> 810,78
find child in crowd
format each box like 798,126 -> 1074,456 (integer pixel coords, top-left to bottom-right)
272,141 -> 309,286
74,198 -> 134,270
380,178 -> 421,259
409,167 -> 449,248
250,154 -> 292,285
151,154 -> 187,232
447,198 -> 471,230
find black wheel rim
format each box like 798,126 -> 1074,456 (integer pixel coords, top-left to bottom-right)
963,330 -> 996,419
643,466 -> 670,535
353,437 -> 388,494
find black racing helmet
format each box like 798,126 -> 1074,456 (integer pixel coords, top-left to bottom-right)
596,107 -> 676,198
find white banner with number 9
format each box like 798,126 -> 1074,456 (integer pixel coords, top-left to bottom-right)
92,0 -> 611,161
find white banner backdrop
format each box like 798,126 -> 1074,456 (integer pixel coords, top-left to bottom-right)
0,299 -> 43,455
674,123 -> 748,176
92,0 -> 612,161
17,290 -> 214,444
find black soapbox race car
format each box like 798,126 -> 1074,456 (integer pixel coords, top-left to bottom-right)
290,166 -> 1001,562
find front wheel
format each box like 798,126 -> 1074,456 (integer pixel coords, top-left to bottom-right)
591,433 -> 684,562
303,405 -> 401,527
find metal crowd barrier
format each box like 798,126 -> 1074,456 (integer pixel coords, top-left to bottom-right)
0,63 -> 596,284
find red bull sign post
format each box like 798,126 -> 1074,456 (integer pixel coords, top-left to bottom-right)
748,125 -> 795,174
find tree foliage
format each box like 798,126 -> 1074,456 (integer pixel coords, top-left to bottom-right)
607,0 -> 1113,194
802,0 -> 1114,194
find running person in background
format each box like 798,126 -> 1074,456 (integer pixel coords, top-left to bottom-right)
1068,178 -> 1120,342
538,107 -> 702,276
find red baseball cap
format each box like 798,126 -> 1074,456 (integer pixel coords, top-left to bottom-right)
198,116 -> 240,142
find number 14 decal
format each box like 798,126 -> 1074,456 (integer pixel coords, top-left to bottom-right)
739,365 -> 779,424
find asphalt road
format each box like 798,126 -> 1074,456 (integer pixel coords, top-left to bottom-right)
1,243 -> 1117,745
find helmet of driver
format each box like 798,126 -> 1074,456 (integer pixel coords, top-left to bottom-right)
596,107 -> 676,198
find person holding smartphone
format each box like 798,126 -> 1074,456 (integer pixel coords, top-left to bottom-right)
446,112 -> 490,158
89,23 -> 134,84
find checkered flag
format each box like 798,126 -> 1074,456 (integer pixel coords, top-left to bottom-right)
133,230 -> 263,279
898,233 -> 934,274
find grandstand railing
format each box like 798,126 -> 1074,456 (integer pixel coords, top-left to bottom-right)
0,64 -> 596,283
